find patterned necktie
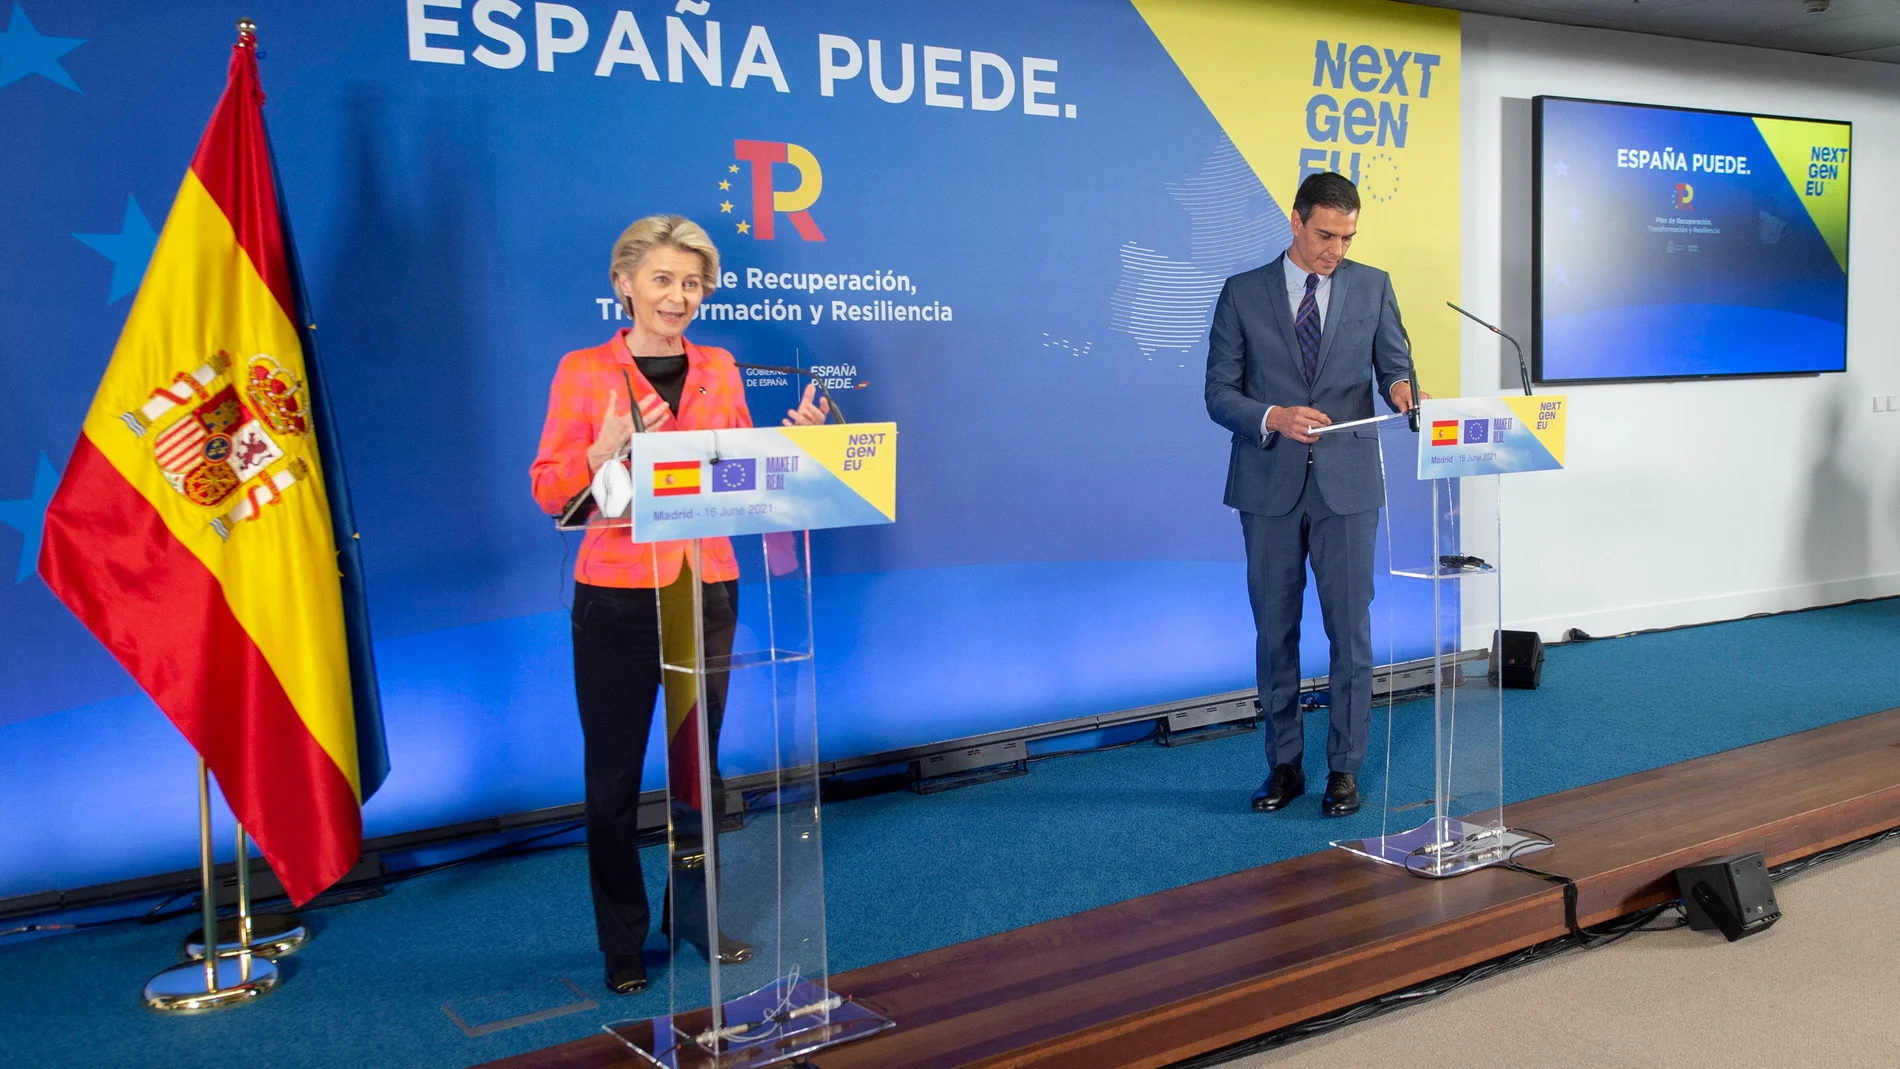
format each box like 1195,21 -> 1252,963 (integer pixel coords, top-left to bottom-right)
1295,272 -> 1322,384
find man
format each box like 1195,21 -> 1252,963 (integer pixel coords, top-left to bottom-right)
1204,172 -> 1417,817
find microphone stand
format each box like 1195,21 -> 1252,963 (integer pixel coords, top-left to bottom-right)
1397,319 -> 1422,433
1447,302 -> 1533,397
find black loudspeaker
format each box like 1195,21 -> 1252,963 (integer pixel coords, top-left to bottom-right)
1676,852 -> 1780,941
1488,630 -> 1544,689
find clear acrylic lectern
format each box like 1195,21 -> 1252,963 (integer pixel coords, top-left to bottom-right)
604,530 -> 890,1067
1332,413 -> 1552,877
563,380 -> 897,1067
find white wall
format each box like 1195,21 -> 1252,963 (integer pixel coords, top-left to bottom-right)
1457,14 -> 1900,639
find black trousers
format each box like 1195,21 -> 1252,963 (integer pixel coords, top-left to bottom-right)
571,578 -> 737,957
1241,468 -> 1379,776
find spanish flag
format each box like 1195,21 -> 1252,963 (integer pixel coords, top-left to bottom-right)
1431,419 -> 1460,447
654,459 -> 701,496
38,28 -> 387,906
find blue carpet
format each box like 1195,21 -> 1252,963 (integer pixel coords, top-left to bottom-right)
4,600 -> 1899,1068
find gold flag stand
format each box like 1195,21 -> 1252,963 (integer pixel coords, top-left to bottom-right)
142,758 -> 282,1013
181,908 -> 308,964
179,819 -> 310,964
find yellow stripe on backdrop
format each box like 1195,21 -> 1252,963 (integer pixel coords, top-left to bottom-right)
78,172 -> 362,799
1132,0 -> 1463,396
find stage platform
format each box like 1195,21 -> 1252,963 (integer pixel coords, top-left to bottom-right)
485,706 -> 1900,1069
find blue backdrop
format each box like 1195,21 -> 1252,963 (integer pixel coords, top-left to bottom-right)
0,0 -> 1436,898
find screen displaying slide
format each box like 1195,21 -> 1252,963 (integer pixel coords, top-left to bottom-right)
1533,96 -> 1850,382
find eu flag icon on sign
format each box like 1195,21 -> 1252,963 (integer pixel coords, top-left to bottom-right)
1463,419 -> 1490,444
712,457 -> 757,492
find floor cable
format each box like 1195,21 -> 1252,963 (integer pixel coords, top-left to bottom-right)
1171,821 -> 1900,1068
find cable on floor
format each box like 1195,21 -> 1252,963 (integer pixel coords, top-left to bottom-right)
1174,822 -> 1900,1068
1,819 -> 594,942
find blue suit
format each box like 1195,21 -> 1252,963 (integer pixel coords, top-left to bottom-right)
1204,253 -> 1412,775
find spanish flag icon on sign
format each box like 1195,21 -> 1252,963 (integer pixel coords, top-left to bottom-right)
1431,420 -> 1460,446
653,460 -> 701,496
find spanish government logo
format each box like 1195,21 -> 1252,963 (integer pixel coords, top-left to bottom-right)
119,350 -> 311,540
721,139 -> 825,241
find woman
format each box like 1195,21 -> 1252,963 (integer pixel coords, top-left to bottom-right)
530,215 -> 827,995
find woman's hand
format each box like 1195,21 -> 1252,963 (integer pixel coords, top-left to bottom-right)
782,382 -> 830,426
586,389 -> 636,473
636,392 -> 671,433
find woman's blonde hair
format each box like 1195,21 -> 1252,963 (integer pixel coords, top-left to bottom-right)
609,214 -> 720,294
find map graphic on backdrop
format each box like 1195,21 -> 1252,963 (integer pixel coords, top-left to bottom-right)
0,0 -> 1459,898
1111,135 -> 1293,358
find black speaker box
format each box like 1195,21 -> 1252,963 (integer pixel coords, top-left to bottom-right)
1488,630 -> 1544,689
1676,852 -> 1780,941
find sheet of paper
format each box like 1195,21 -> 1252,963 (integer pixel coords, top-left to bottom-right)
1308,413 -> 1409,436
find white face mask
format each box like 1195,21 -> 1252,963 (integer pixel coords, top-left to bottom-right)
591,453 -> 633,519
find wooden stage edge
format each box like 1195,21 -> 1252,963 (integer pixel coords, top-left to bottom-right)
490,708 -> 1900,1069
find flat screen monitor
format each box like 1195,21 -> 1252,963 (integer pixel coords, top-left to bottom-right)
1532,96 -> 1850,383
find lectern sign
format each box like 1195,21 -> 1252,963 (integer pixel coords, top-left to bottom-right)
628,422 -> 897,542
1416,396 -> 1567,479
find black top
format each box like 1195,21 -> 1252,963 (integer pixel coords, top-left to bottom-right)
634,354 -> 688,416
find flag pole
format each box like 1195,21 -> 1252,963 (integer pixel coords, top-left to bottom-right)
235,823 -> 252,958
181,813 -> 309,961
141,758 -> 281,1012
182,824 -> 308,962
199,761 -> 217,992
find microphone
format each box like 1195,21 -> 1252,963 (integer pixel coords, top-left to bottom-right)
1447,302 -> 1533,397
622,368 -> 645,434
734,362 -> 850,424
556,368 -> 644,527
1396,317 -> 1422,433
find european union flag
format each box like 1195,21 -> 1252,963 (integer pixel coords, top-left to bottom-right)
712,457 -> 757,492
1463,419 -> 1489,444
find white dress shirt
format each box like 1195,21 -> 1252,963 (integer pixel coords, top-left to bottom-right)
1261,254 -> 1332,440
1283,252 -> 1332,325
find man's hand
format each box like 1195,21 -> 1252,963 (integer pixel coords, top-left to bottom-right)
1389,380 -> 1430,413
587,389 -> 636,473
1266,405 -> 1331,444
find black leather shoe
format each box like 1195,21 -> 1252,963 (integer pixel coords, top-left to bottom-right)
661,899 -> 756,965
1321,772 -> 1361,817
1251,764 -> 1306,811
670,929 -> 755,965
711,932 -> 754,965
605,953 -> 648,994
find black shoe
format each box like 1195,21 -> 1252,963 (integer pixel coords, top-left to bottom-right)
710,932 -> 754,965
1251,764 -> 1306,811
605,953 -> 648,994
661,900 -> 756,965
670,929 -> 755,965
1322,772 -> 1361,817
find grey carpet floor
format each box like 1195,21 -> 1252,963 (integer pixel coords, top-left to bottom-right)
1233,838 -> 1900,1068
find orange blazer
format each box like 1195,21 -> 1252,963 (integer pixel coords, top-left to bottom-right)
531,330 -> 752,587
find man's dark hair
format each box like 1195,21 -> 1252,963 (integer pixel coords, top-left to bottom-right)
1292,172 -> 1360,223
